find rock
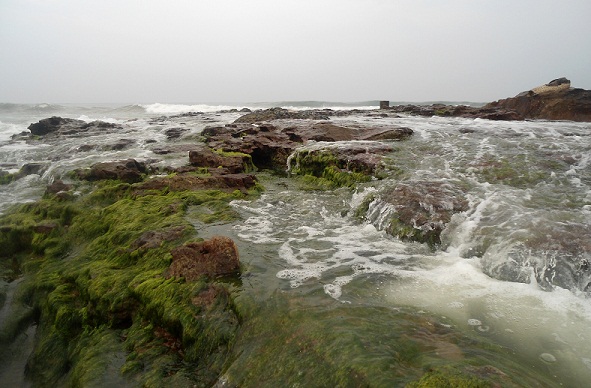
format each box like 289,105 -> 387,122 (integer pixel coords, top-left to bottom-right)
234,107 -> 330,123
134,172 -> 257,194
363,181 -> 468,247
14,163 -> 47,179
288,142 -> 394,179
76,158 -> 147,183
28,116 -> 122,137
45,180 -> 72,195
481,223 -> 591,294
483,84 -> 591,121
105,139 -> 135,151
189,148 -> 252,174
131,226 -> 187,250
388,78 -> 591,122
203,121 -> 413,172
204,124 -> 301,170
167,236 -> 240,280
164,127 -> 189,140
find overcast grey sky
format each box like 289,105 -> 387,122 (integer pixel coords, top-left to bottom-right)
1,0 -> 590,103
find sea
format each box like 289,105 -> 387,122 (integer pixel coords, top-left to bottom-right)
1,101 -> 591,385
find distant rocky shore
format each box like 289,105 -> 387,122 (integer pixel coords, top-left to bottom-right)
384,77 -> 591,121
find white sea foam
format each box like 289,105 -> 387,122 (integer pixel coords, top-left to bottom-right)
142,103 -> 247,114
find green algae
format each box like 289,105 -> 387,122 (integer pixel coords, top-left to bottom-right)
0,178 -> 252,386
289,150 -> 372,190
220,292 -> 554,387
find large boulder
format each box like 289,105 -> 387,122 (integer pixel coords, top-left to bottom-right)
167,236 -> 240,280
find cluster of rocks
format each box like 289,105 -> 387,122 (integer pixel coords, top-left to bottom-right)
386,78 -> 591,122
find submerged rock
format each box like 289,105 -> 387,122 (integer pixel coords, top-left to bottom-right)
168,236 -> 240,280
362,181 -> 468,247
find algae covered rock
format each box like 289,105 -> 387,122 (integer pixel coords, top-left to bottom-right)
360,181 -> 468,247
168,236 -> 240,280
287,142 -> 395,189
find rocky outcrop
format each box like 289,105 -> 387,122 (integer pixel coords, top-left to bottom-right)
28,116 -> 121,137
75,158 -> 147,183
167,236 -> 240,280
483,84 -> 591,121
203,123 -> 302,170
388,78 -> 591,122
203,122 -> 413,172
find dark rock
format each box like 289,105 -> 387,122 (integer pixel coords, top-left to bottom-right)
167,236 -> 240,280
164,127 -> 189,140
76,159 -> 147,183
77,144 -> 96,152
28,116 -> 122,137
45,180 -> 72,195
15,163 -> 47,179
234,107 -> 330,123
105,139 -> 135,151
28,116 -> 85,136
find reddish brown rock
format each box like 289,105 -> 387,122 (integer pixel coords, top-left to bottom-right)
168,236 -> 240,280
388,78 -> 591,122
483,87 -> 591,121
189,147 -> 252,174
76,159 -> 147,183
366,181 -> 468,247
134,172 -> 257,194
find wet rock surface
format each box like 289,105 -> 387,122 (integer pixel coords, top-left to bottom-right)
365,181 -> 469,247
168,236 -> 240,280
28,116 -> 121,137
75,158 -> 147,183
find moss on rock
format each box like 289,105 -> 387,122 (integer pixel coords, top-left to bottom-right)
0,176 -> 253,386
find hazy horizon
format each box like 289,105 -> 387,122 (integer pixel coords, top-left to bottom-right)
1,0 -> 590,104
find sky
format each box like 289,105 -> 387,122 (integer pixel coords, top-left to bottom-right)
1,0 -> 590,103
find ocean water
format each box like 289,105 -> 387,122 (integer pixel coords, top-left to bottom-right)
1,102 -> 591,385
